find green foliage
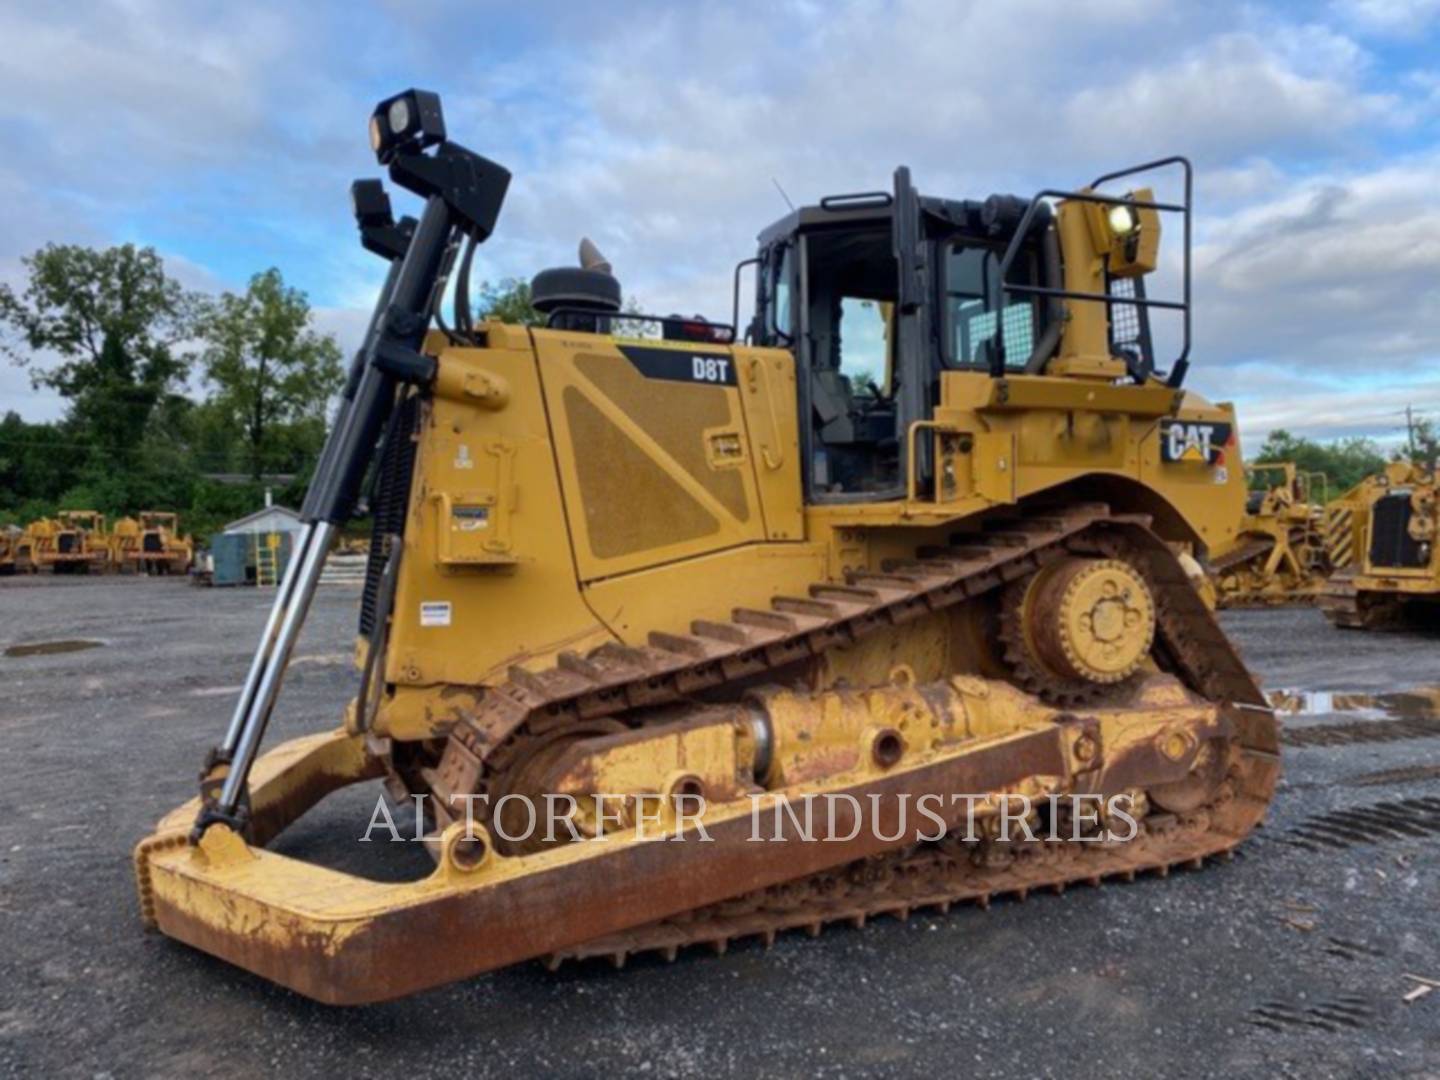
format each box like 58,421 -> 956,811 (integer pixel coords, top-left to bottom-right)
1,246 -> 345,539
199,268 -> 343,481
1401,417 -> 1439,472
0,243 -> 201,459
187,479 -> 270,539
1252,429 -> 1388,496
475,277 -> 544,326
0,411 -> 88,512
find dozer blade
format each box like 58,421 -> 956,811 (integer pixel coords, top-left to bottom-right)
135,721 -> 1074,1004
134,671 -> 1271,1005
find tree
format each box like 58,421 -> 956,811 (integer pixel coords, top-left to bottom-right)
1403,416 -> 1439,472
476,277 -> 544,325
199,268 -> 343,481
0,411 -> 88,516
1252,429 -> 1388,495
0,244 -> 200,459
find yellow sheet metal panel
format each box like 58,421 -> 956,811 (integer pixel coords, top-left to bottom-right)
734,346 -> 804,541
583,540 -> 827,645
379,342 -> 613,696
534,329 -> 767,581
929,371 -> 1246,554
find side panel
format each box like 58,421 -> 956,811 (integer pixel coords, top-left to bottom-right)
922,372 -> 1246,553
381,341 -> 613,694
534,330 -> 769,581
1137,399 -> 1247,554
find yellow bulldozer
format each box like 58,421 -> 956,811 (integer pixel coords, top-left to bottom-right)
134,90 -> 1278,1004
111,512 -> 194,575
1210,462 -> 1329,607
1320,461 -> 1439,629
28,510 -> 111,574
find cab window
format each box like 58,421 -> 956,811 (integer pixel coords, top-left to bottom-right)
837,296 -> 888,392
945,244 -> 1037,369
769,245 -> 794,340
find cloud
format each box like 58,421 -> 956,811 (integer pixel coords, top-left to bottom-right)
1203,365 -> 1440,447
0,0 -> 1434,448
1330,0 -> 1440,34
1194,151 -> 1440,377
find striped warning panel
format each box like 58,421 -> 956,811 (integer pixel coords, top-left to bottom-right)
1325,506 -> 1356,568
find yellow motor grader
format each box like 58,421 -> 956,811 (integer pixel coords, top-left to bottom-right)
111,512 -> 194,575
1210,462 -> 1329,607
134,90 -> 1278,1004
30,510 -> 111,574
1320,461 -> 1440,629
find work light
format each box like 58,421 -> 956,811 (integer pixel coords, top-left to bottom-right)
350,179 -> 394,230
369,89 -> 446,164
1107,203 -> 1138,236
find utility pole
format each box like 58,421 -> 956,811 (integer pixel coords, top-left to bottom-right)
1406,404 -> 1417,459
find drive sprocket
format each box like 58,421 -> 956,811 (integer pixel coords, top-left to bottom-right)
998,555 -> 1156,706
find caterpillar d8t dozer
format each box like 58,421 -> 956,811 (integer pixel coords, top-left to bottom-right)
1320,461 -> 1440,629
134,90 -> 1279,1005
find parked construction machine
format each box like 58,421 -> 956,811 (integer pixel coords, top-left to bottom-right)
0,525 -> 19,575
28,511 -> 110,573
133,90 -> 1279,1004
111,512 -> 193,575
1210,463 -> 1329,607
1320,461 -> 1439,629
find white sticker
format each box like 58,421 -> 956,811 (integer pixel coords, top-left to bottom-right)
453,506 -> 490,532
1213,465 -> 1229,485
420,601 -> 452,627
454,444 -> 474,470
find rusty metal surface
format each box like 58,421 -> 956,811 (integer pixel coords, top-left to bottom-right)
147,725 -> 1072,1005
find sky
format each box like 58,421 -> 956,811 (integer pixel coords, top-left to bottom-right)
0,0 -> 1437,450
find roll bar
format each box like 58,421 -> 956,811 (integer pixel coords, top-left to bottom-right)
990,156 -> 1193,388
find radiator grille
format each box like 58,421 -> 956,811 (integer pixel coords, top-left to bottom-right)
1369,493 -> 1426,569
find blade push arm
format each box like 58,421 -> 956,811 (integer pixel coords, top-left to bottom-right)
195,90 -> 512,840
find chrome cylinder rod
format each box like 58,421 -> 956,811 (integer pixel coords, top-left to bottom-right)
204,195 -> 455,828
213,245 -> 406,764
215,521 -> 316,756
216,521 -> 337,815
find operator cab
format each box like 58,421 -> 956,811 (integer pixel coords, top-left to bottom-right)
746,166 -> 1171,502
757,203 -> 902,497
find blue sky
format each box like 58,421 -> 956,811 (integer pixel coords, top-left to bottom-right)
1,0 -> 1437,448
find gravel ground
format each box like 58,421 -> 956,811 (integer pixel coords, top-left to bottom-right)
1,578 -> 1438,1078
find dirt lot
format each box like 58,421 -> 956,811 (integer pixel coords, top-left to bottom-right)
1,578 -> 1438,1078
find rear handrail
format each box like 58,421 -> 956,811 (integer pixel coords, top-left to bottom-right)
991,156 -> 1192,387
